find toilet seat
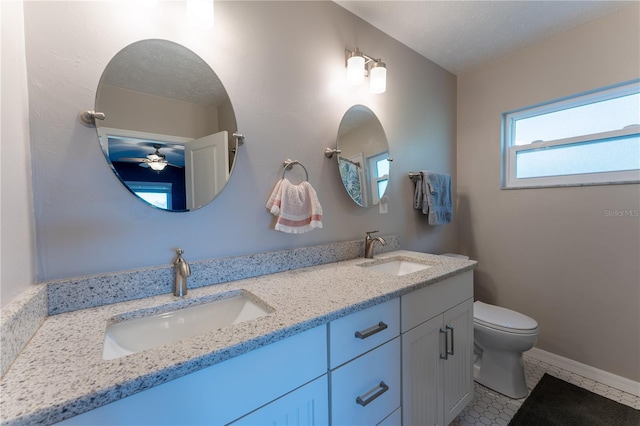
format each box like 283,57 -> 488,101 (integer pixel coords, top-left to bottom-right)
474,301 -> 538,334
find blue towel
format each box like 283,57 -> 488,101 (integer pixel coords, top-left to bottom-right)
413,171 -> 453,225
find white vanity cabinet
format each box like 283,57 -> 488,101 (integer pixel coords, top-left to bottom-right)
230,375 -> 329,425
54,268 -> 475,426
57,326 -> 328,426
329,298 -> 402,425
401,271 -> 474,426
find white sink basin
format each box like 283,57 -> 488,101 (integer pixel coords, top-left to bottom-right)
362,257 -> 433,276
103,291 -> 272,360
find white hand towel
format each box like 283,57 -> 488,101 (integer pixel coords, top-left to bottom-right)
266,178 -> 323,234
266,179 -> 283,215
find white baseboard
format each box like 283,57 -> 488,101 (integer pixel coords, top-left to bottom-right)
526,347 -> 640,398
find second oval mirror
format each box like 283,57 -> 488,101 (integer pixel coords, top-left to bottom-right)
95,39 -> 238,212
336,105 -> 391,207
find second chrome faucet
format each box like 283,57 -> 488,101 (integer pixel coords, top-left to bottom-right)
364,230 -> 386,259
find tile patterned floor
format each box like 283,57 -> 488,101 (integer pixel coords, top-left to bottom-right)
451,355 -> 640,426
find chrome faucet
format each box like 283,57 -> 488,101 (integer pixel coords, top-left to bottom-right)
364,230 -> 386,259
173,248 -> 191,297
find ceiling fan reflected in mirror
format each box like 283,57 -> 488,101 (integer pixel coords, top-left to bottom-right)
117,144 -> 183,172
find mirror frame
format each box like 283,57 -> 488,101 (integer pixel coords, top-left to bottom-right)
336,105 -> 391,208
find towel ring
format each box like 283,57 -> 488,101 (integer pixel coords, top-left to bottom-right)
283,159 -> 309,181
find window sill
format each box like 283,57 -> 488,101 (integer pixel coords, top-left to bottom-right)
501,180 -> 640,190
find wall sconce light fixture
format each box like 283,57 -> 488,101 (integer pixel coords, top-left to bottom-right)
346,48 -> 366,86
187,0 -> 214,30
135,0 -> 158,7
345,47 -> 387,94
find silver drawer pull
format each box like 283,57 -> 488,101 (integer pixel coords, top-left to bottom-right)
355,321 -> 388,339
356,381 -> 389,407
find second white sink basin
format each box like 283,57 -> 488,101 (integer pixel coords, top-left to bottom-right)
362,257 -> 433,276
103,291 -> 272,360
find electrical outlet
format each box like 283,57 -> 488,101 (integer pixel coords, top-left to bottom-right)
379,197 -> 388,214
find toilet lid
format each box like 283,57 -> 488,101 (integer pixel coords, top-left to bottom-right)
474,301 -> 538,333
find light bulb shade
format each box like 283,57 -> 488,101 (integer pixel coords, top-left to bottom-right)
187,0 -> 214,30
138,0 -> 158,6
149,161 -> 168,171
347,51 -> 365,86
369,61 -> 387,94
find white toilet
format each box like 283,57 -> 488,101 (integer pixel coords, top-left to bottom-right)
441,254 -> 539,399
473,301 -> 539,398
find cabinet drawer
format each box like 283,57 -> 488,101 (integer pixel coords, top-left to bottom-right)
401,271 -> 473,332
329,298 -> 400,368
331,337 -> 401,425
230,375 -> 329,425
58,326 -> 327,426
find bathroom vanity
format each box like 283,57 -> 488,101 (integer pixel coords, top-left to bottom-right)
0,250 -> 475,425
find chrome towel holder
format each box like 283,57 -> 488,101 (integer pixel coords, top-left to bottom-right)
283,159 -> 309,181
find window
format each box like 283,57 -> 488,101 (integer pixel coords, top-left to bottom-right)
367,151 -> 390,204
502,80 -> 640,188
126,182 -> 173,210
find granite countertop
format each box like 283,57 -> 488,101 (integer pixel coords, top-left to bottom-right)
0,250 -> 476,425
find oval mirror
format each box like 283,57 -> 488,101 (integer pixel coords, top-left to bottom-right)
94,39 -> 238,212
336,105 -> 391,207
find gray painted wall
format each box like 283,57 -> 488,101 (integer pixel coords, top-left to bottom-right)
1,1 -> 37,308
457,5 -> 640,381
22,1 -> 457,282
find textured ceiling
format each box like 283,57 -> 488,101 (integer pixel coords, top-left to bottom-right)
334,1 -> 635,75
101,39 -> 227,106
98,39 -> 229,162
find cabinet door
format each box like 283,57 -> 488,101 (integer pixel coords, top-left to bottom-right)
443,298 -> 474,425
401,315 -> 445,426
401,271 -> 473,333
230,376 -> 328,425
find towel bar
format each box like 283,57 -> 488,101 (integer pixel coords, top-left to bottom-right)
283,159 -> 309,181
408,172 -> 423,179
